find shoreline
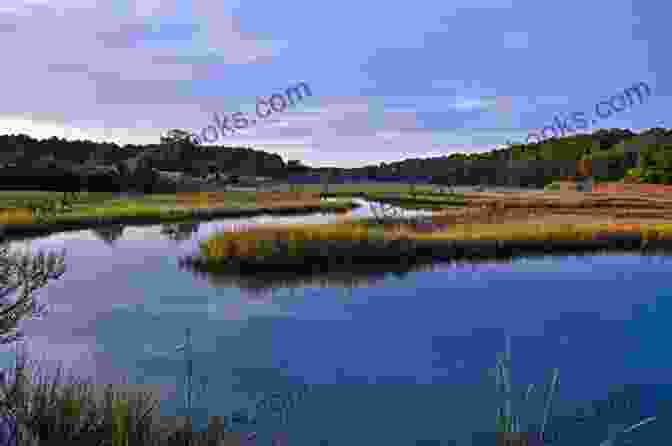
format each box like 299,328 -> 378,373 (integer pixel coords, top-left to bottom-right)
193,220 -> 672,274
0,201 -> 358,242
180,234 -> 672,288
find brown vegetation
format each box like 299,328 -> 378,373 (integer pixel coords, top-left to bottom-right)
171,191 -> 322,209
253,191 -> 321,206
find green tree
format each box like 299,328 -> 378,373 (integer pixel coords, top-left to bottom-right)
160,129 -> 196,147
160,129 -> 200,164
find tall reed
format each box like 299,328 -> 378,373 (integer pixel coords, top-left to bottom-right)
494,335 -> 657,446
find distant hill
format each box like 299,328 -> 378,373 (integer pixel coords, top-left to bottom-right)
307,128 -> 672,186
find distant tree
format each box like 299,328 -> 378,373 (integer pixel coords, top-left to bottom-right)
408,160 -> 420,198
320,168 -> 335,198
160,129 -> 200,163
286,160 -> 310,189
286,160 -> 308,172
160,129 -> 196,146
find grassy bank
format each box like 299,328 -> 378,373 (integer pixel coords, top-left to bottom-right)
194,221 -> 672,271
0,191 -> 357,239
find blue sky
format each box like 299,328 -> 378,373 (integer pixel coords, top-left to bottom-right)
0,0 -> 664,167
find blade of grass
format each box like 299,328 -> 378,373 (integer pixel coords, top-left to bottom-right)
540,367 -> 559,439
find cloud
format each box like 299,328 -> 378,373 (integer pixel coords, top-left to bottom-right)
0,1 -> 285,140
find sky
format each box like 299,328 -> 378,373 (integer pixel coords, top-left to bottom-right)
0,0 -> 666,168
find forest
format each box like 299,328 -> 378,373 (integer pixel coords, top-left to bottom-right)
1,127 -> 672,192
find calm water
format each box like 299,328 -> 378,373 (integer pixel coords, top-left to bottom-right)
1,202 -> 671,445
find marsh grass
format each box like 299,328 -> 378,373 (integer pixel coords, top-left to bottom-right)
0,346 -> 266,445
494,336 -> 657,446
413,222 -> 672,242
493,335 -> 559,445
199,222 -> 396,264
290,183 -> 437,195
364,193 -> 466,207
0,209 -> 34,225
0,192 -> 114,208
197,220 -> 672,268
0,191 -> 354,232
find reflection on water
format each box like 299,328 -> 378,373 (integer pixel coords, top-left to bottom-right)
178,249 -> 640,293
91,224 -> 126,246
160,222 -> 201,242
180,258 -> 412,292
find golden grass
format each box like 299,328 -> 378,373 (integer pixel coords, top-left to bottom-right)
169,191 -> 323,210
413,222 -> 672,241
0,207 -> 35,224
200,222 -> 382,260
254,191 -> 320,203
199,220 -> 672,262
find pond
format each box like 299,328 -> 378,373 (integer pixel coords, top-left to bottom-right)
1,200 -> 670,445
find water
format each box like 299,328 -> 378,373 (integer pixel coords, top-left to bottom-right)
0,202 -> 670,445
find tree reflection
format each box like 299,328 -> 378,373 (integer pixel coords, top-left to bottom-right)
91,225 -> 125,246
160,222 -> 200,242
177,254 -> 419,291
177,247 -> 648,293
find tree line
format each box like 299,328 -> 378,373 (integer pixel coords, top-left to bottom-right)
0,130 -> 287,192
328,127 -> 672,185
2,127 -> 672,191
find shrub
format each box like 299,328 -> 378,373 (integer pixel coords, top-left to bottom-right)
644,169 -> 663,183
625,167 -> 643,178
660,171 -> 672,185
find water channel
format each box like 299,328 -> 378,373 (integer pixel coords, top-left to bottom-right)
0,198 -> 670,445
